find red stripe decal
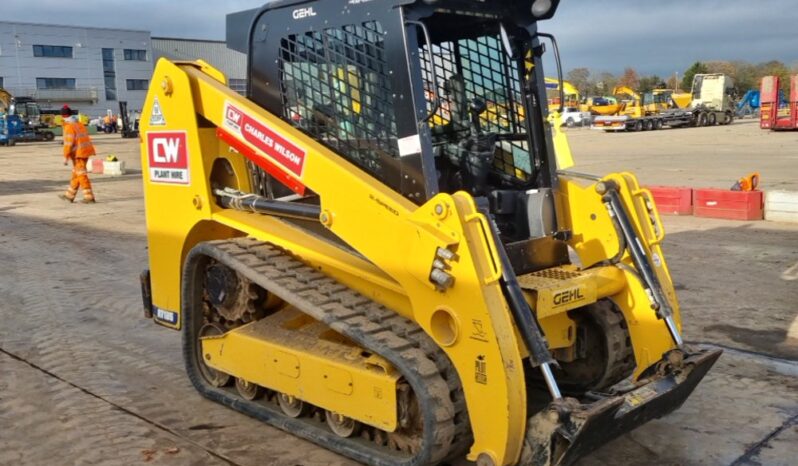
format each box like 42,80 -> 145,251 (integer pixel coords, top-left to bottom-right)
216,128 -> 306,196
222,103 -> 307,177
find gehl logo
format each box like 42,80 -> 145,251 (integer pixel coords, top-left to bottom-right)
292,7 -> 317,19
553,287 -> 585,306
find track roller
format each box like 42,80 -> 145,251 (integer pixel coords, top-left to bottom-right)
277,393 -> 308,418
326,410 -> 361,438
235,378 -> 264,401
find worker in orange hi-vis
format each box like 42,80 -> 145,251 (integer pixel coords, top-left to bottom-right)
59,105 -> 96,203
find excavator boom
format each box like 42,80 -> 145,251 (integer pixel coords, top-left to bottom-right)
0,88 -> 11,113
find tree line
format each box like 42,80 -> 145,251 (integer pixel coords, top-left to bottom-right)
565,60 -> 797,97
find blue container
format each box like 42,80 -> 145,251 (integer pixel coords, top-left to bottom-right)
0,114 -> 23,145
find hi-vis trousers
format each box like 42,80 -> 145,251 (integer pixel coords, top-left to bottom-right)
65,157 -> 94,201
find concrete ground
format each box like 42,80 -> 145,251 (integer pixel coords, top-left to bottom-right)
0,119 -> 796,466
566,118 -> 798,190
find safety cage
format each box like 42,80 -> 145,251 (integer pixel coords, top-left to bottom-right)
233,0 -> 556,204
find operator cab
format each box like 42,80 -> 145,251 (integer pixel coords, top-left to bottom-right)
230,0 -> 566,270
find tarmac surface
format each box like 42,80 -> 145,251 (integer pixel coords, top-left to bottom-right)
0,119 -> 796,465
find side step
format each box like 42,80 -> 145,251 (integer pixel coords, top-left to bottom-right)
518,266 -> 626,318
201,307 -> 402,431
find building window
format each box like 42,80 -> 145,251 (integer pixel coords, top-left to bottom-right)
0,77 -> 3,88
229,78 -> 247,96
123,49 -> 147,61
126,79 -> 149,91
36,78 -> 76,89
103,48 -> 117,101
33,45 -> 73,58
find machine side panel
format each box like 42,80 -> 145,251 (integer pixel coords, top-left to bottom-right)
142,60 -> 528,464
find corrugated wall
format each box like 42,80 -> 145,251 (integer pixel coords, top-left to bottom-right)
151,37 -> 246,81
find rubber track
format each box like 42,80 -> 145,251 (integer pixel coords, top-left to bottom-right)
590,300 -> 635,390
183,238 -> 471,466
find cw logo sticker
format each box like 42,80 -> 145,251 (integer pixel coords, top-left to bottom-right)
147,131 -> 190,185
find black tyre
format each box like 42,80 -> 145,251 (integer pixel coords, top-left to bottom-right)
723,111 -> 734,125
565,118 -> 575,128
696,112 -> 708,127
631,120 -> 642,132
642,119 -> 653,131
555,300 -> 635,391
654,119 -> 664,130
43,131 -> 55,141
708,112 -> 717,126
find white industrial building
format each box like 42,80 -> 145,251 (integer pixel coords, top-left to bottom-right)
0,21 -> 153,116
0,21 -> 249,120
151,37 -> 247,95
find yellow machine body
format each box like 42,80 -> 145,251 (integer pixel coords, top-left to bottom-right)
140,58 -> 685,465
138,4 -> 721,465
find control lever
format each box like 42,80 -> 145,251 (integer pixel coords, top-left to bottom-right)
469,98 -> 487,135
456,98 -> 496,196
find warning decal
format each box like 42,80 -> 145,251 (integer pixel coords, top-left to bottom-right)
150,96 -> 166,126
222,102 -> 306,178
147,131 -> 190,185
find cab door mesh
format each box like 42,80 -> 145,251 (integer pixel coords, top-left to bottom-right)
278,21 -> 400,183
420,34 -> 533,182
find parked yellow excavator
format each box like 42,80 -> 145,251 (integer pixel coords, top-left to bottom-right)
642,89 -> 692,113
139,1 -> 721,465
579,96 -> 621,116
0,88 -> 11,114
610,86 -> 647,118
575,86 -> 647,119
545,78 -> 579,111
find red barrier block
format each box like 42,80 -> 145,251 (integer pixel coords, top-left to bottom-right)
646,186 -> 693,215
693,188 -> 764,220
90,158 -> 104,174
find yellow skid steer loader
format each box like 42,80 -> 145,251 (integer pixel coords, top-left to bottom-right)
139,1 -> 720,464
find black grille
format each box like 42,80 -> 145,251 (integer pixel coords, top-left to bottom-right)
279,21 -> 398,181
421,35 -> 532,181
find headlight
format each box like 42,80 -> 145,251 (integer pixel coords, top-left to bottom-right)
531,0 -> 553,18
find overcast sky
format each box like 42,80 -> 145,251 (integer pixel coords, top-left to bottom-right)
5,0 -> 798,78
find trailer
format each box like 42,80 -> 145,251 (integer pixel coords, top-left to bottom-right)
760,75 -> 798,131
592,105 -> 733,132
592,73 -> 735,132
